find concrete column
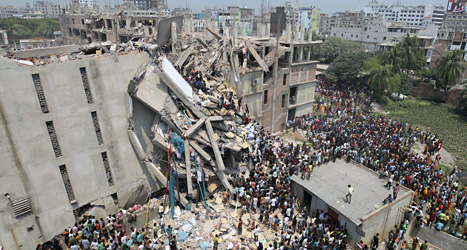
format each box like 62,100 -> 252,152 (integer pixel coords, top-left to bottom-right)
294,24 -> 299,41
299,46 -> 303,61
261,22 -> 266,38
307,46 -> 312,61
308,29 -> 313,42
213,20 -> 218,32
241,22 -> 246,36
171,22 -> 177,52
126,18 -> 131,29
233,21 -> 238,45
266,22 -> 271,37
257,22 -> 263,38
286,22 -> 291,43
224,24 -> 230,39
300,25 -> 305,42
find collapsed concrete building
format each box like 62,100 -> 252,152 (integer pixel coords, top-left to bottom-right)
0,14 -> 321,249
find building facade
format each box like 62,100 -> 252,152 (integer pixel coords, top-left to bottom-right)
33,1 -> 60,18
363,0 -> 445,27
0,50 -> 159,250
291,160 -> 414,248
123,0 -> 167,10
299,7 -> 321,34
330,14 -> 439,52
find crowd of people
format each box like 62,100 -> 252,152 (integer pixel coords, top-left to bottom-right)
39,75 -> 467,250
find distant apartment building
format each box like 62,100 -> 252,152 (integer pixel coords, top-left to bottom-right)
363,0 -> 445,26
319,13 -> 337,36
123,0 -> 168,10
34,1 -> 60,18
432,1 -> 467,79
298,7 -> 320,34
330,13 -> 438,57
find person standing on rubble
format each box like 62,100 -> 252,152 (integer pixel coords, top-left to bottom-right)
238,218 -> 243,235
213,234 -> 219,250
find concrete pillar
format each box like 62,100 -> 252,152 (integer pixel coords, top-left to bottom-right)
308,29 -> 313,42
307,46 -> 312,61
224,24 -> 230,39
294,24 -> 299,41
299,46 -> 303,61
266,22 -> 271,37
241,22 -> 246,36
171,22 -> 177,52
126,18 -> 131,29
286,22 -> 291,43
261,22 -> 266,38
213,20 -> 218,32
257,22 -> 263,38
300,25 -> 305,42
233,21 -> 238,46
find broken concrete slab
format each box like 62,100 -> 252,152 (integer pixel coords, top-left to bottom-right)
128,130 -> 146,160
184,140 -> 194,195
146,161 -> 189,207
208,116 -> 224,122
206,27 -> 223,40
175,45 -> 194,68
215,171 -> 234,193
245,40 -> 269,72
205,120 -> 225,171
189,140 -> 213,163
184,117 -> 206,138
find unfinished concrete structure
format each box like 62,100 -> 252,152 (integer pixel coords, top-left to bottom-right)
167,19 -> 321,132
0,11 -> 322,249
59,11 -> 183,44
291,160 -> 414,248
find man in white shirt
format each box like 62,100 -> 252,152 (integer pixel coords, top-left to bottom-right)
346,185 -> 355,204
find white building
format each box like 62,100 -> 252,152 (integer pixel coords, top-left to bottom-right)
79,0 -> 94,8
330,14 -> 438,53
298,7 -> 321,33
33,1 -> 60,18
363,0 -> 445,27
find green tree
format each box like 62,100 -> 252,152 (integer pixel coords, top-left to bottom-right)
457,83 -> 467,117
381,44 -> 403,73
364,57 -> 400,98
399,34 -> 426,72
0,17 -> 60,43
326,51 -> 369,84
435,50 -> 465,92
319,37 -> 364,64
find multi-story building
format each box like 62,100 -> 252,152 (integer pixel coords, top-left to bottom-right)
431,1 -> 467,80
363,0 -> 445,27
298,7 -> 320,34
319,13 -> 337,36
72,0 -> 94,8
330,14 -> 438,54
70,0 -> 95,13
123,0 -> 167,10
0,5 -> 21,18
33,1 -> 61,18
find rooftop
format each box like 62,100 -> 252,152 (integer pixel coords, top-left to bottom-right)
291,159 -> 408,225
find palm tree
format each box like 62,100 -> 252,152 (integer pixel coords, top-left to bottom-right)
435,50 -> 465,92
368,64 -> 400,98
400,34 -> 425,72
382,44 -> 402,73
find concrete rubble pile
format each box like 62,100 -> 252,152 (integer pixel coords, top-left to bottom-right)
149,192 -> 301,250
125,21 -> 289,209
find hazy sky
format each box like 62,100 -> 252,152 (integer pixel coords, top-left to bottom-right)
2,0 -> 450,14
